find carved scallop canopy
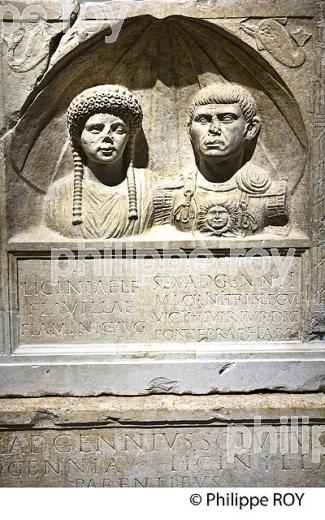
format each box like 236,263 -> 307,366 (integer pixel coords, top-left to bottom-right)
10,15 -> 307,194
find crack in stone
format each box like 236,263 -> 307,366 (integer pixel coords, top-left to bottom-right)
219,362 -> 236,375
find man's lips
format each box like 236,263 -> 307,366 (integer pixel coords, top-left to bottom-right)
204,140 -> 224,147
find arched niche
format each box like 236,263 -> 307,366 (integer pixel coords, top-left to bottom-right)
8,15 -> 308,237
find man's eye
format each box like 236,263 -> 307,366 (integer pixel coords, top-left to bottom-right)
221,115 -> 236,122
196,116 -> 209,124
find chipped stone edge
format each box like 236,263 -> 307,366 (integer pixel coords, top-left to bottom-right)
0,394 -> 325,428
0,0 -> 316,22
304,1 -> 325,340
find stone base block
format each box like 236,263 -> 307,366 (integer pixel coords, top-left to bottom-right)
0,395 -> 325,487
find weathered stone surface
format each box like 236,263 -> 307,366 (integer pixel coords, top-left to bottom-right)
0,1 -> 79,22
2,426 -> 325,487
77,1 -> 316,19
13,256 -> 302,347
0,356 -> 325,396
0,395 -> 324,487
305,5 -> 325,341
6,14 -> 311,239
2,1 -> 315,21
0,1 -> 324,490
0,2 -> 78,125
0,0 -> 324,397
0,22 -> 65,129
1,395 -> 325,424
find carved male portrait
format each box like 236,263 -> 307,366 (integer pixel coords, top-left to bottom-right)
45,85 -> 153,239
154,83 -> 288,237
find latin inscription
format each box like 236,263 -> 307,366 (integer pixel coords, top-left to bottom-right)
0,427 -> 324,487
16,257 -> 302,346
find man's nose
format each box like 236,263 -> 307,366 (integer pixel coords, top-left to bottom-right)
209,117 -> 221,135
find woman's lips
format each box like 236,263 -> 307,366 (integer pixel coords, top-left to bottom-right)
99,147 -> 115,153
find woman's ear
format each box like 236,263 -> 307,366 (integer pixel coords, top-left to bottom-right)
245,116 -> 261,142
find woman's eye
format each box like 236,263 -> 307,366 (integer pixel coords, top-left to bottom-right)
114,125 -> 126,134
88,126 -> 102,133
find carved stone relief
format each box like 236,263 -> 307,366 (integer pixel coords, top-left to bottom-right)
45,85 -> 153,239
241,18 -> 312,68
0,5 -> 324,502
306,6 -> 325,340
44,81 -> 290,239
1,395 -> 325,487
153,83 -> 288,237
7,16 -> 309,240
0,5 -> 322,397
2,20 -> 56,74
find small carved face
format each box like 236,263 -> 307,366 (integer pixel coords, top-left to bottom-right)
197,201 -> 239,236
190,103 -> 249,160
206,205 -> 230,230
80,113 -> 130,165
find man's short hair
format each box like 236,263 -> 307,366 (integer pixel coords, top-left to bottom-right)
188,83 -> 258,127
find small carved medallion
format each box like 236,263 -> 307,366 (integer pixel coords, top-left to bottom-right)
197,201 -> 239,237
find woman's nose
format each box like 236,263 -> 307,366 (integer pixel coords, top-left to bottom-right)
102,127 -> 113,140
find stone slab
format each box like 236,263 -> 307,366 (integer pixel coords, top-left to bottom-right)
1,247 -> 322,396
0,1 -> 79,22
1,395 -> 325,424
0,354 -> 325,396
0,0 -> 323,400
0,1 -> 315,22
12,255 -> 303,348
78,1 -> 317,20
0,395 -> 324,487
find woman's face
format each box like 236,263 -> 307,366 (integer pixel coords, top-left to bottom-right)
80,113 -> 130,165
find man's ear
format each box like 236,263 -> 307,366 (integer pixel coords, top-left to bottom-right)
186,119 -> 192,139
245,116 -> 261,141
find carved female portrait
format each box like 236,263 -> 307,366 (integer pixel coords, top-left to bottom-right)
45,85 -> 153,239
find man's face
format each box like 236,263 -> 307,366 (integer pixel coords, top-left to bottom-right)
189,103 -> 248,160
80,113 -> 130,165
206,205 -> 229,230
